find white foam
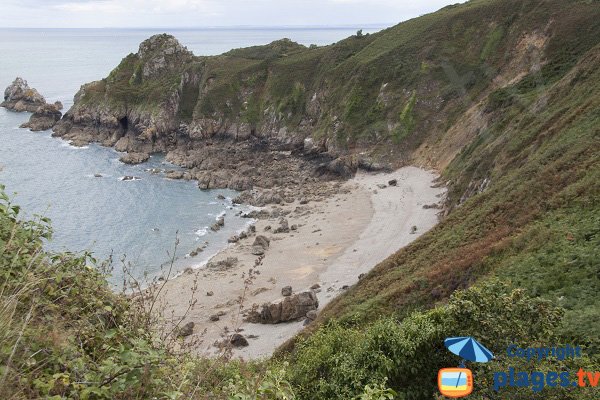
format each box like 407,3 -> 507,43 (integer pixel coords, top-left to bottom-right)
119,176 -> 141,181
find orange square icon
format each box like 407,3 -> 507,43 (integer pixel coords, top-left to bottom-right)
438,368 -> 473,398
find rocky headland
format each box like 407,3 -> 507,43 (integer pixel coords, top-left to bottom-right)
2,77 -> 63,131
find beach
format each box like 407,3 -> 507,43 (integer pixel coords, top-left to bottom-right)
159,166 -> 446,359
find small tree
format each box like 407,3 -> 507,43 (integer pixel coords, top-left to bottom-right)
356,29 -> 363,38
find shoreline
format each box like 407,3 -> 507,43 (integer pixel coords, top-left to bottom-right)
158,166 -> 446,359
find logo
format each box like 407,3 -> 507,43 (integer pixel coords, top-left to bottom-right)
438,337 -> 494,398
438,368 -> 473,398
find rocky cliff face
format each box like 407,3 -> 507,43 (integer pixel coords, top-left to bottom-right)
50,1 -> 600,199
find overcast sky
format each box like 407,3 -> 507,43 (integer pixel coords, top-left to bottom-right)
1,0 -> 467,28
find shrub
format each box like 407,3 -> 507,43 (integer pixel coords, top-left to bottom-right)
286,281 -> 593,400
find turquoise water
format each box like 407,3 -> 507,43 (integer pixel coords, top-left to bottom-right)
0,27 -> 382,285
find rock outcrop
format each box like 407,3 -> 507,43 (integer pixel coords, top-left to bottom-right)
20,102 -> 63,131
2,77 -> 47,112
246,290 -> 319,324
49,34 -> 366,180
119,152 -> 150,165
2,78 -> 64,131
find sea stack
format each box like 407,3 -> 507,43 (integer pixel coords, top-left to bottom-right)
2,77 -> 63,131
2,77 -> 47,112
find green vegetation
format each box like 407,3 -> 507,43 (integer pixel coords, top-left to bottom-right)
287,282 -> 599,400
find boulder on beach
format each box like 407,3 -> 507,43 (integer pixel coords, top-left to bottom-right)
177,321 -> 194,337
230,333 -> 249,347
2,77 -> 47,113
253,235 -> 270,250
246,290 -> 319,324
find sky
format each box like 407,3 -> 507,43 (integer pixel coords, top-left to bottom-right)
1,0 -> 468,29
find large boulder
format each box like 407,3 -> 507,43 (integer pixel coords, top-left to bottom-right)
19,102 -> 63,131
2,77 -> 47,113
246,290 -> 319,324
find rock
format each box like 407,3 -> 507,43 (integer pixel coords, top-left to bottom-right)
264,225 -> 272,231
316,156 -> 357,178
274,218 -> 290,234
253,235 -> 270,249
341,285 -> 349,290
165,170 -> 185,179
281,286 -> 293,297
228,235 -> 239,243
291,224 -> 298,231
54,101 -> 63,111
310,283 -> 321,290
206,257 -> 238,271
410,225 -> 417,234
251,246 -> 265,256
210,215 -> 225,232
230,333 -> 249,347
119,152 -> 150,165
388,179 -> 398,186
121,176 -> 140,181
377,184 -> 387,189
306,310 -> 317,321
94,173 -> 103,178
217,194 -> 226,200
177,321 -> 194,337
2,77 -> 46,112
358,273 -> 366,280
246,290 -> 319,324
206,291 -> 214,296
209,314 -> 220,322
19,103 -> 62,131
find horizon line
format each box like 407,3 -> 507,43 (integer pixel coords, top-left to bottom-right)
0,23 -> 393,30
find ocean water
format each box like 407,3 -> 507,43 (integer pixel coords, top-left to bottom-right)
0,27 -> 382,285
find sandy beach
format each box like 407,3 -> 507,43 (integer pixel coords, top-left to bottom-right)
158,166 -> 446,359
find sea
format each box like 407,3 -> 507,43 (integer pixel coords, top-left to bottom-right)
0,26 -> 383,286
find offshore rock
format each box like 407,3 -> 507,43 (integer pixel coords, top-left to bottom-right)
2,77 -> 48,113
20,103 -> 63,131
119,152 -> 150,165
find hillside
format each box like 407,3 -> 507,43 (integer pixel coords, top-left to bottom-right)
3,0 -> 600,398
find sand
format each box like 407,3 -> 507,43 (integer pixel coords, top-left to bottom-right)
158,166 -> 446,359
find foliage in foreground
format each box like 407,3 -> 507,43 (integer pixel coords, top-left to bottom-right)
286,281 -> 599,399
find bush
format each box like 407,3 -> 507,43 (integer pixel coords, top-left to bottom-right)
286,281 -> 596,399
